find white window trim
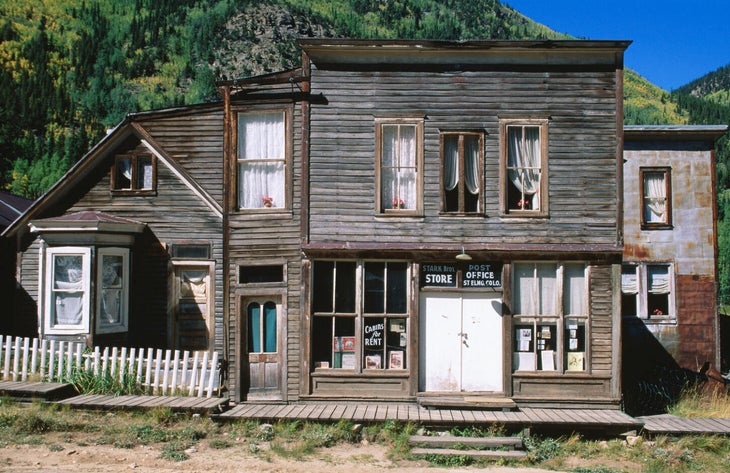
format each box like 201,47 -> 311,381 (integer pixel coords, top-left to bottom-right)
43,246 -> 91,335
96,247 -> 130,334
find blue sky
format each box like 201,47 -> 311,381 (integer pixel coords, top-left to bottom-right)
507,0 -> 730,91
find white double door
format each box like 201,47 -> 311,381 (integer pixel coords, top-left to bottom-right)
419,293 -> 503,392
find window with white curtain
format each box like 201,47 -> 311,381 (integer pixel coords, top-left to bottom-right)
621,263 -> 674,321
44,247 -> 91,334
512,262 -> 588,372
376,119 -> 423,214
501,119 -> 548,215
43,246 -> 131,335
237,111 -> 286,209
442,132 -> 482,213
641,167 -> 672,228
96,248 -> 129,333
113,153 -> 155,192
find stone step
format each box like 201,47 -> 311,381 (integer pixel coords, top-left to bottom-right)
409,435 -> 523,450
411,447 -> 528,459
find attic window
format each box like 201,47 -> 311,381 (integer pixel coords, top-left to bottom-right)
112,153 -> 156,193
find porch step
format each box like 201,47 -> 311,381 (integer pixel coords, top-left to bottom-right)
409,435 -> 527,460
417,395 -> 517,411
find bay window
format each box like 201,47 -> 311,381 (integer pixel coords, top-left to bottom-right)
376,119 -> 423,214
312,261 -> 410,371
441,132 -> 482,213
237,111 -> 286,209
512,262 -> 588,372
501,119 -> 548,215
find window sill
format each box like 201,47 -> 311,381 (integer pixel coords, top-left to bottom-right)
438,212 -> 484,218
236,208 -> 294,219
641,224 -> 673,231
623,315 -> 676,325
111,189 -> 157,197
501,210 -> 548,219
312,369 -> 409,377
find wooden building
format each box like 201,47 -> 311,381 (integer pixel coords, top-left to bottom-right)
2,40 -> 725,410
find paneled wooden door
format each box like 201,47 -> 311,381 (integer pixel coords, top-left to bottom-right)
172,265 -> 213,351
242,297 -> 282,400
419,292 -> 503,392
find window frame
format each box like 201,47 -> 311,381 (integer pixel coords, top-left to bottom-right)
621,262 -> 675,323
111,152 -> 156,195
640,167 -> 673,230
235,108 -> 291,211
375,118 -> 424,216
43,246 -> 92,335
311,260 -> 411,372
511,262 -> 589,374
440,131 -> 484,215
500,118 -> 549,217
95,247 -> 130,334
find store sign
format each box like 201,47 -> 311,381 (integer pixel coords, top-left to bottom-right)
421,262 -> 502,288
364,321 -> 384,348
463,263 -> 502,288
420,264 -> 457,287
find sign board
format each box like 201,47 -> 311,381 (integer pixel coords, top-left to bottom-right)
463,263 -> 502,288
420,263 -> 457,287
364,320 -> 384,348
421,262 -> 502,288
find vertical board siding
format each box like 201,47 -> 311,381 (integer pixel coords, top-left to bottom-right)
589,264 -> 614,375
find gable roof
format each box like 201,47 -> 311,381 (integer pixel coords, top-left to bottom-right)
2,104 -> 223,239
0,191 -> 32,229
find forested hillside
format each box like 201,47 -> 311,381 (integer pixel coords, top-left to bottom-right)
2,0 -> 730,302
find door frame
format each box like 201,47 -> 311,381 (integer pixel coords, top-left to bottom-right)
168,260 -> 215,352
235,288 -> 287,402
418,289 -> 508,394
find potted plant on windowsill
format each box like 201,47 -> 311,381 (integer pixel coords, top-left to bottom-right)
392,197 -> 405,210
262,196 -> 274,208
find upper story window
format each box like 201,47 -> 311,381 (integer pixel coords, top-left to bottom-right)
441,132 -> 483,214
640,167 -> 672,229
112,153 -> 155,193
501,119 -> 548,216
376,119 -> 423,215
512,262 -> 588,373
237,111 -> 287,210
622,263 -> 674,322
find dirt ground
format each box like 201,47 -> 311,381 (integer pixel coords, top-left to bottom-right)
0,441 -> 563,473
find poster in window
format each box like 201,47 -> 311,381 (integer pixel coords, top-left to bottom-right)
389,351 -> 404,369
567,352 -> 585,371
341,353 -> 356,369
365,355 -> 382,369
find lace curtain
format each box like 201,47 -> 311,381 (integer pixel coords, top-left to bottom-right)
444,136 -> 479,194
644,172 -> 666,222
53,255 -> 84,325
563,264 -> 586,316
99,254 -> 123,325
382,125 -> 417,210
238,112 -> 285,208
507,126 -> 541,209
513,263 -> 557,315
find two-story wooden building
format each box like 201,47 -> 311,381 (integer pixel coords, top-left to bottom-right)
3,40 -> 724,410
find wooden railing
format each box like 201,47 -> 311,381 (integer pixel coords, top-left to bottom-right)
0,335 -> 221,398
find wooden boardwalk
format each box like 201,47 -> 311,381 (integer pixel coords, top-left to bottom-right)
215,402 -> 642,434
56,393 -> 230,414
0,380 -> 76,401
638,414 -> 730,436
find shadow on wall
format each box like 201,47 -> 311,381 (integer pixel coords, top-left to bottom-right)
622,317 -> 720,416
722,313 -> 729,375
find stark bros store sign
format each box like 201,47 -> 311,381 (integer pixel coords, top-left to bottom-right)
420,262 -> 502,289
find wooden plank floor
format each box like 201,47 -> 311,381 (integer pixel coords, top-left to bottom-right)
216,402 -> 643,433
0,380 -> 77,401
638,414 -> 730,435
56,394 -> 229,414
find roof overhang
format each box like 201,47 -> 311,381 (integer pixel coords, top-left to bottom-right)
29,211 -> 146,246
300,39 -> 632,69
624,125 -> 729,142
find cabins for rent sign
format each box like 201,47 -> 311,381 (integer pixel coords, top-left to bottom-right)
421,262 -> 502,288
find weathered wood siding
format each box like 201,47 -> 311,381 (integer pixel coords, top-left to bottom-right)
14,108 -> 225,353
307,68 -> 620,246
226,87 -> 304,402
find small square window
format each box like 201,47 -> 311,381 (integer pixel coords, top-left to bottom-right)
112,153 -> 155,193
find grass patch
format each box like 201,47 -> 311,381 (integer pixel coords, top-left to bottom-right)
668,385 -> 730,418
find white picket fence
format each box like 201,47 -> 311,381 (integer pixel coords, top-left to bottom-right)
0,335 -> 221,398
